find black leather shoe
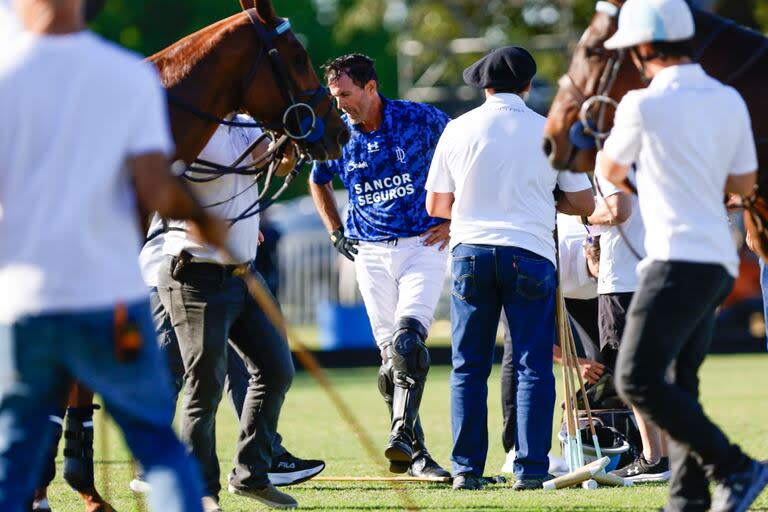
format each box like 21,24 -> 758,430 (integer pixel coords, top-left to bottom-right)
452,473 -> 484,490
409,450 -> 450,478
385,434 -> 413,470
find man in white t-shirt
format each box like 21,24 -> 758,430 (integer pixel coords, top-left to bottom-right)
153,117 -> 302,510
598,1 -> 766,511
585,170 -> 670,483
134,119 -> 325,506
425,46 -> 594,491
0,1 -> 229,511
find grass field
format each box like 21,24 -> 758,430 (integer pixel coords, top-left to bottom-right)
46,354 -> 768,511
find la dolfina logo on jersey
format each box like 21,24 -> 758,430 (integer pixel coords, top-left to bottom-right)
348,144 -> 414,206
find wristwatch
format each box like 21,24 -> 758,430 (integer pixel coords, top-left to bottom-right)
330,228 -> 344,244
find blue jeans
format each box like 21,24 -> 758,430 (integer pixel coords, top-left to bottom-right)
450,244 -> 556,479
0,300 -> 203,512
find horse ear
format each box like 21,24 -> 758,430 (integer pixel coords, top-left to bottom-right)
254,0 -> 277,23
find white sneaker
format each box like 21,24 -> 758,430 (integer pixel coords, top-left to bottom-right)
500,449 -> 569,476
501,449 -> 516,473
548,453 -> 570,476
129,477 -> 152,493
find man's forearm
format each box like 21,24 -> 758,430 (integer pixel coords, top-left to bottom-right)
309,181 -> 344,233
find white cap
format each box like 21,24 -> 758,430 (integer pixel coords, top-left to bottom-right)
603,0 -> 695,50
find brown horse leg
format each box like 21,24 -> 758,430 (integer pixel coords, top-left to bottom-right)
64,383 -> 117,512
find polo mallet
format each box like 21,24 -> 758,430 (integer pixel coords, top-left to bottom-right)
553,226 -> 631,489
563,322 -> 631,488
552,229 -> 595,490
226,251 -> 422,511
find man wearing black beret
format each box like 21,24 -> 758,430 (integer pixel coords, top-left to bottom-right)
425,46 -> 594,490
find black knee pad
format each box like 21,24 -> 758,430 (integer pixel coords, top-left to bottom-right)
391,317 -> 430,385
63,406 -> 97,492
377,361 -> 394,404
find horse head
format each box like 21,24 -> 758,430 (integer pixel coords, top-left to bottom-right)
237,0 -> 349,161
543,0 -> 641,172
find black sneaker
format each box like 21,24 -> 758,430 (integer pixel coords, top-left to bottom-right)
512,474 -> 553,490
409,449 -> 450,479
268,451 -> 325,486
611,455 -> 671,482
711,459 -> 768,512
452,473 -> 484,490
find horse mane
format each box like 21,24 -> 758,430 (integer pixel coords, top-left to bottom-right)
147,12 -> 247,88
691,4 -> 767,44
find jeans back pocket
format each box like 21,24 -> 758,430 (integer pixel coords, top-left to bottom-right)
452,256 -> 476,302
514,254 -> 554,301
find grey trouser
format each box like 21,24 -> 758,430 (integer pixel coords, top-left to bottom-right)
157,258 -> 294,496
149,288 -> 288,459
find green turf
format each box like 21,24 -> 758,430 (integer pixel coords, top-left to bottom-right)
46,354 -> 768,511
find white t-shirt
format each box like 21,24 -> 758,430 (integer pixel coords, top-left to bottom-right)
0,0 -> 20,39
594,169 -> 645,294
162,116 -> 262,265
0,31 -> 173,322
602,64 -> 757,277
425,93 -> 592,264
558,213 -> 599,300
138,214 -> 166,288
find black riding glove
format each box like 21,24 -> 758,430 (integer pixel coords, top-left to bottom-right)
330,228 -> 358,261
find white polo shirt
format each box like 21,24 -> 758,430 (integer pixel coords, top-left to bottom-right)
425,93 -> 592,265
0,31 -> 173,322
161,116 -> 262,265
594,169 -> 645,294
602,64 -> 757,278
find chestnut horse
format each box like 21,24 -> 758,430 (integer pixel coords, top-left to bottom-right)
543,0 -> 768,259
42,1 -> 346,510
149,0 -> 348,165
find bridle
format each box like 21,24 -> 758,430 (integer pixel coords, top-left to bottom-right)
557,0 -> 768,153
557,1 -> 624,152
555,0 -> 768,260
164,8 -> 338,224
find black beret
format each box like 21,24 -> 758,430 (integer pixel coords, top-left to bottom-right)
463,46 -> 537,90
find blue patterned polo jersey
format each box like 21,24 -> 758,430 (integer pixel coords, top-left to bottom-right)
311,96 -> 451,241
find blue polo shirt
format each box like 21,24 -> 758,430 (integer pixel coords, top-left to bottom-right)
311,96 -> 450,241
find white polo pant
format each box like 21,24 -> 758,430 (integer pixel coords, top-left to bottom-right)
354,236 -> 448,348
